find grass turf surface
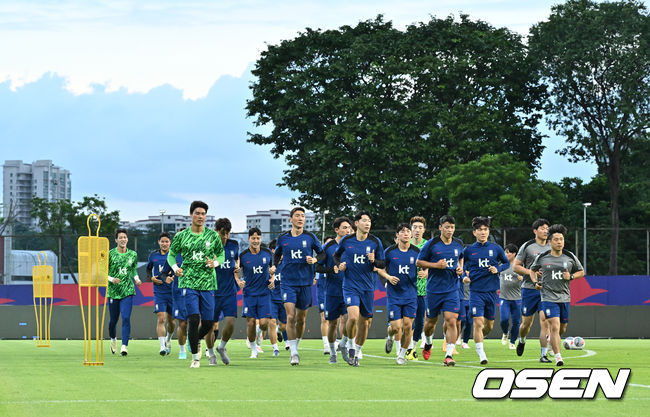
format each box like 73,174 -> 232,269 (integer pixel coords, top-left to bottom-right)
1,339 -> 648,416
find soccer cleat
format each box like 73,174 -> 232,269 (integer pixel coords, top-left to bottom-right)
290,354 -> 300,366
422,343 -> 432,360
329,354 -> 337,364
350,356 -> 359,367
444,356 -> 456,367
324,347 -> 330,355
120,345 -> 128,356
516,341 -> 525,356
480,358 -> 488,365
396,357 -> 406,365
347,349 -> 356,365
358,350 -> 363,359
216,346 -> 230,365
165,339 -> 171,355
556,357 -> 564,366
539,356 -> 552,363
110,339 -> 117,354
501,334 -> 508,345
340,345 -> 349,363
178,351 -> 187,360
385,337 -> 394,354
273,349 -> 280,357
209,355 -> 218,366
190,359 -> 200,368
479,352 -> 488,365
285,343 -> 290,351
159,349 -> 167,356
277,331 -> 283,343
256,345 -> 264,353
249,351 -> 258,359
462,342 -> 470,349
509,343 -> 516,350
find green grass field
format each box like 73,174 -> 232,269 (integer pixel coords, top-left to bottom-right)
1,338 -> 648,416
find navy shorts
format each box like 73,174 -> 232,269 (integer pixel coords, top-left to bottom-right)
153,292 -> 173,315
281,284 -> 312,310
469,290 -> 498,320
317,279 -> 326,312
270,300 -> 287,323
458,298 -> 469,321
183,288 -> 215,319
541,301 -> 570,323
387,297 -> 417,321
324,294 -> 347,321
343,287 -> 374,318
521,287 -> 542,317
243,294 -> 272,320
425,290 -> 460,318
172,287 -> 187,320
213,293 -> 237,321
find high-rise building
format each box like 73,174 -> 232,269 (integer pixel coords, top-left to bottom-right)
246,209 -> 318,238
2,160 -> 72,226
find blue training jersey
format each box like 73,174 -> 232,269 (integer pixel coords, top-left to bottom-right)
274,230 -> 323,287
334,233 -> 385,292
463,241 -> 509,292
317,239 -> 345,298
418,236 -> 465,294
215,239 -> 240,297
384,244 -> 419,302
270,263 -> 283,303
240,247 -> 273,297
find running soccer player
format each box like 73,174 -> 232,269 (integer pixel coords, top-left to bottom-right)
530,224 -> 584,366
459,277 -> 472,348
107,228 -> 142,356
416,215 -> 464,366
167,201 -> 225,369
463,216 -> 510,365
334,211 -> 385,366
146,232 -> 176,356
513,218 -> 552,362
406,216 -> 428,360
379,223 -> 419,365
170,249 -> 187,359
315,267 -> 330,355
273,207 -> 324,366
498,244 -> 522,350
208,218 -> 240,366
268,238 -> 287,356
316,217 -> 353,364
238,227 -> 275,359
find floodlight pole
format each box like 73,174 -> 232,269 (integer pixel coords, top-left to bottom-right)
583,203 -> 591,275
160,209 -> 167,233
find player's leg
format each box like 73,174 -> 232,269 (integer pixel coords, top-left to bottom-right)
345,304 -> 360,362
108,298 -> 120,354
320,311 -> 329,354
165,310 -> 175,353
156,311 -> 168,355
471,292 -> 489,364
268,318 -> 279,356
547,315 -> 562,365
412,295 -> 425,350
517,288 -> 538,356
119,295 -> 133,355
499,299 -> 510,345
247,316 -> 258,358
399,316 -> 414,363
422,292 -> 442,360
539,310 -> 550,358
509,300 -> 522,348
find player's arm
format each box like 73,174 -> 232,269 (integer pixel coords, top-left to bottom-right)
495,246 -> 510,273
167,247 -> 183,276
529,255 -> 543,288
146,258 -> 160,284
416,241 -> 445,269
512,258 -> 529,277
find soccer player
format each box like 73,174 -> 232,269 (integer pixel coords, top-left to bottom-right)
170,249 -> 187,359
458,277 -> 472,349
416,215 -> 464,366
334,211 -> 385,366
316,217 -> 353,364
498,243 -> 522,350
530,224 -> 584,366
107,228 -> 142,356
406,216 -> 428,359
167,201 -> 225,369
273,207 -> 324,366
208,218 -> 241,366
238,227 -> 275,359
267,238 -> 287,356
146,232 -> 176,356
379,223 -> 419,365
462,216 -> 510,365
315,266 -> 330,355
513,218 -> 552,362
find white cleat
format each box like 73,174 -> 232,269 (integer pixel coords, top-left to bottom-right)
501,335 -> 508,345
396,357 -> 406,365
250,351 -> 258,359
190,359 -> 200,368
209,355 -> 218,366
462,342 -> 470,349
110,339 -> 117,354
120,345 -> 128,356
290,354 -> 300,366
216,346 -> 230,365
509,343 -> 516,350
256,345 -> 264,353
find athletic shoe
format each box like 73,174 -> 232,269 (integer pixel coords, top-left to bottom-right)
190,359 -> 200,368
462,342 -> 470,349
178,351 -> 187,360
285,343 -> 290,351
350,357 -> 359,367
277,331 -> 283,343
256,345 -> 264,353
556,357 -> 564,366
501,334 -> 508,345
480,358 -> 488,365
290,354 -> 300,366
509,343 -> 516,350
422,343 -> 432,360
249,351 -> 258,359
340,345 -> 349,363
516,340 -> 525,356
405,348 -> 418,361
216,346 -> 230,365
209,355 -> 218,366
329,354 -> 337,364
385,337 -> 394,354
479,352 -> 488,365
323,347 -> 330,355
396,357 -> 406,365
165,339 -> 171,355
347,349 -> 356,365
205,347 -> 210,358
358,350 -> 363,359
120,345 -> 128,356
456,337 -> 462,345
335,341 -> 340,351
539,356 -> 551,363
256,330 -> 263,346
246,339 -> 251,349
444,356 -> 456,367
159,349 -> 167,356
273,349 -> 280,357
110,339 -> 117,354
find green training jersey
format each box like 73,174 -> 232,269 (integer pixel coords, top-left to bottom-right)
107,248 -> 138,299
168,227 -> 225,291
411,237 -> 427,296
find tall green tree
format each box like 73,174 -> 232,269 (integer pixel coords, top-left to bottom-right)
529,0 -> 650,274
247,15 -> 546,228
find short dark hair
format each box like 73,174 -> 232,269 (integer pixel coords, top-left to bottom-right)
410,216 -> 426,227
115,228 -> 128,239
333,216 -> 352,230
248,227 -> 262,237
439,215 -> 455,225
548,224 -> 567,238
354,210 -> 371,222
290,207 -> 305,217
158,232 -> 171,241
472,216 -> 491,230
190,200 -> 208,214
215,218 -> 232,233
505,243 -> 518,253
532,218 -> 550,230
269,239 -> 277,249
396,222 -> 411,234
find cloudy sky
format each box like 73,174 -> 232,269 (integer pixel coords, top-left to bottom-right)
0,0 -> 607,230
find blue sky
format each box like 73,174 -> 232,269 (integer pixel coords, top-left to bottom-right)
0,0 -> 608,230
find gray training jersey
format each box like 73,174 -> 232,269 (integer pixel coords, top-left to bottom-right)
516,239 -> 551,290
499,266 -> 522,300
530,250 -> 583,303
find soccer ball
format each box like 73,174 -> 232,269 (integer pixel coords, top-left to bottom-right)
573,336 -> 585,349
563,337 -> 575,350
